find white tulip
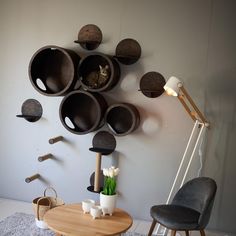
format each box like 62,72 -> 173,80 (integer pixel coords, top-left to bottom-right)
103,168 -> 109,176
103,166 -> 120,177
108,167 -> 115,178
114,168 -> 120,176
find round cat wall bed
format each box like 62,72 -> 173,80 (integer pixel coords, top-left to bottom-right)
105,103 -> 140,136
115,38 -> 141,65
59,90 -> 107,135
28,45 -> 80,96
139,71 -> 166,98
74,24 -> 102,50
78,53 -> 120,92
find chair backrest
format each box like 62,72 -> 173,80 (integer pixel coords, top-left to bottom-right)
172,177 -> 217,228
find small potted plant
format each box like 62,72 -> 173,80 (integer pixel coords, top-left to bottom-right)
100,166 -> 119,216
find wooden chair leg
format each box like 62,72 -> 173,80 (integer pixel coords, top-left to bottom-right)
200,229 -> 206,236
148,220 -> 157,236
185,230 -> 190,236
171,230 -> 177,236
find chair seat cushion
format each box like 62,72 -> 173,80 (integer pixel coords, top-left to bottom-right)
150,204 -> 200,230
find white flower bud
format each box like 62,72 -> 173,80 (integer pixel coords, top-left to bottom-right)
108,167 -> 115,178
103,168 -> 109,176
114,168 -> 120,176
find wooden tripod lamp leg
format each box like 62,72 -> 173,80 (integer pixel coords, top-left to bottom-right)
94,153 -> 102,192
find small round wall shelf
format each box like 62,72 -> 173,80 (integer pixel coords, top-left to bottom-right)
78,53 -> 120,92
16,99 -> 43,122
28,45 -> 80,96
74,24 -> 102,50
90,131 -> 116,154
105,103 -> 140,136
87,171 -> 104,193
115,38 -> 141,65
139,71 -> 166,98
59,90 -> 107,135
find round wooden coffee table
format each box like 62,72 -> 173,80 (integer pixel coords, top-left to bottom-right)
44,203 -> 132,236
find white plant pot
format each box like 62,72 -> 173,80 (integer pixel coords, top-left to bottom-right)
82,199 -> 95,214
100,192 -> 117,216
90,206 -> 102,219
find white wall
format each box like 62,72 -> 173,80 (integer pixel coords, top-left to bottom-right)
0,0 -> 236,234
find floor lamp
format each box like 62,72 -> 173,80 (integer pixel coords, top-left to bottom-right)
155,76 -> 209,236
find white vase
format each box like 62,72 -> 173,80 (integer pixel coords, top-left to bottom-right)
100,192 -> 117,216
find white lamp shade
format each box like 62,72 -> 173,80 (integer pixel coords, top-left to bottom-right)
164,76 -> 182,96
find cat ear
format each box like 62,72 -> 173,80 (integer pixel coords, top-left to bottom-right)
99,65 -> 102,70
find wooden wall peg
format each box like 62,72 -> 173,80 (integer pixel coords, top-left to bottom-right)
38,153 -> 52,162
48,136 -> 63,144
25,174 -> 40,183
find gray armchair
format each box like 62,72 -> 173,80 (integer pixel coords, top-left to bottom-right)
148,177 -> 217,236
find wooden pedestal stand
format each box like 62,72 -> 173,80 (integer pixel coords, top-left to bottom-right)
88,147 -> 113,193
87,131 -> 117,193
94,152 -> 102,192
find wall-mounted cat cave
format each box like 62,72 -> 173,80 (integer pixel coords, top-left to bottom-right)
74,24 -> 102,50
139,71 -> 166,98
78,53 -> 120,92
105,103 -> 140,136
59,90 -> 107,135
16,99 -> 43,122
28,45 -> 80,96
